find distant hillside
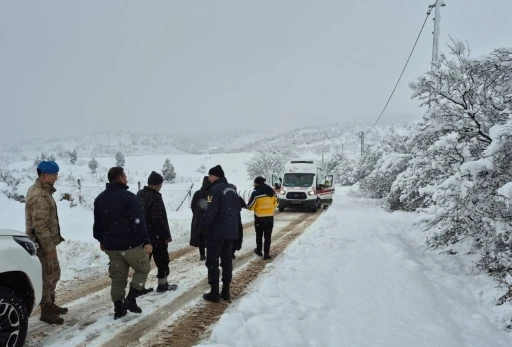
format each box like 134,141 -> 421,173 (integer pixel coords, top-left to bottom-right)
0,122 -> 409,164
231,121 -> 410,156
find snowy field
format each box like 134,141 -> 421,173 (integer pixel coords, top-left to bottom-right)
198,187 -> 512,347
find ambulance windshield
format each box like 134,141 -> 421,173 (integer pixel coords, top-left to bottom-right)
283,173 -> 315,188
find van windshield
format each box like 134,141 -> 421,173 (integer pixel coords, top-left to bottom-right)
283,173 -> 315,188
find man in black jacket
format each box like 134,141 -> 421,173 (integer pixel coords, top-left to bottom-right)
137,171 -> 178,293
200,165 -> 241,302
93,167 -> 153,320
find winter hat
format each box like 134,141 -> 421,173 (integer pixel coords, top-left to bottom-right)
38,161 -> 59,174
254,176 -> 266,185
208,165 -> 225,178
148,171 -> 164,185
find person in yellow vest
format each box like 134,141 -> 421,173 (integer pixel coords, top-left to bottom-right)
247,176 -> 278,260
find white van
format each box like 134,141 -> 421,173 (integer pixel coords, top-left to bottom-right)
277,159 -> 335,212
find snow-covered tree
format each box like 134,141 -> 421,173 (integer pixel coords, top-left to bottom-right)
48,154 -> 56,161
245,148 -> 294,180
384,43 -> 512,291
69,150 -> 78,165
40,153 -> 47,160
162,158 -> 176,182
89,157 -> 99,174
389,45 -> 512,212
115,152 -> 125,167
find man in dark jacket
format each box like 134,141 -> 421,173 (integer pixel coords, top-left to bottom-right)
248,176 -> 278,260
93,167 -> 152,320
137,171 -> 177,293
200,165 -> 241,302
190,176 -> 210,260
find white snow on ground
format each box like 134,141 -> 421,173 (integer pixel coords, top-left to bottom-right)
198,187 -> 512,347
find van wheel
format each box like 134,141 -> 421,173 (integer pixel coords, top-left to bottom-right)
0,287 -> 29,347
279,207 -> 285,212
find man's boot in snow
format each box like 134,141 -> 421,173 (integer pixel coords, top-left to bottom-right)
40,303 -> 64,325
114,300 -> 127,320
137,286 -> 154,297
124,287 -> 142,313
221,283 -> 231,301
263,254 -> 272,260
254,248 -> 263,257
203,284 -> 220,303
51,294 -> 68,315
156,277 -> 178,292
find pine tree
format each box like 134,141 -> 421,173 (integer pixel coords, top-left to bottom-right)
89,157 -> 99,174
41,153 -> 47,160
162,158 -> 176,182
48,154 -> 56,161
115,152 -> 125,167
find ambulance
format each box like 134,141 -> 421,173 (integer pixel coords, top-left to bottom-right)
277,159 -> 335,212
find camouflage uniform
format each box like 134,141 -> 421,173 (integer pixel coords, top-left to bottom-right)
25,179 -> 64,305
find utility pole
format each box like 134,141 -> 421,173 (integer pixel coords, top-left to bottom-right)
358,132 -> 365,156
429,1 -> 446,71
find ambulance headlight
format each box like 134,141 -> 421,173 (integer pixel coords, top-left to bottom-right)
309,190 -> 315,196
280,190 -> 285,195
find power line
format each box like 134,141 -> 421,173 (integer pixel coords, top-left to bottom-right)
368,2 -> 437,132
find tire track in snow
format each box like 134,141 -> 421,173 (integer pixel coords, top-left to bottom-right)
25,213 -> 297,346
104,212 -> 321,347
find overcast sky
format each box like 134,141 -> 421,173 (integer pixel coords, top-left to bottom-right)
1,0 -> 510,142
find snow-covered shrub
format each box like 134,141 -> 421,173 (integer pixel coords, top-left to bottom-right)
0,167 -> 24,202
245,148 -> 294,180
196,164 -> 207,174
325,153 -> 358,186
89,157 -> 99,174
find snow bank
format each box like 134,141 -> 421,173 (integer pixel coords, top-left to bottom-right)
199,188 -> 512,347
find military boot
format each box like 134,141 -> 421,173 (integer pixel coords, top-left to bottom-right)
157,283 -> 178,292
124,287 -> 142,313
221,283 -> 231,301
114,300 -> 127,320
51,294 -> 68,314
203,284 -> 220,303
40,303 -> 64,325
137,286 -> 154,297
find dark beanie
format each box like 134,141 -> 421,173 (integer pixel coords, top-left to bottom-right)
148,171 -> 164,185
254,176 -> 266,185
208,165 -> 225,178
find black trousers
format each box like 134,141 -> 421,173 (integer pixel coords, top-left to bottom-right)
255,216 -> 274,255
150,243 -> 170,279
199,246 -> 205,257
206,239 -> 233,286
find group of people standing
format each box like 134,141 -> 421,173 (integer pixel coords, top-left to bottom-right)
25,160 -> 277,324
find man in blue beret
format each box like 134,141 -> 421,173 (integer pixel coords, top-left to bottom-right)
25,160 -> 66,325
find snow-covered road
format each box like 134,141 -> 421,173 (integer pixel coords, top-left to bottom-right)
198,188 -> 512,347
